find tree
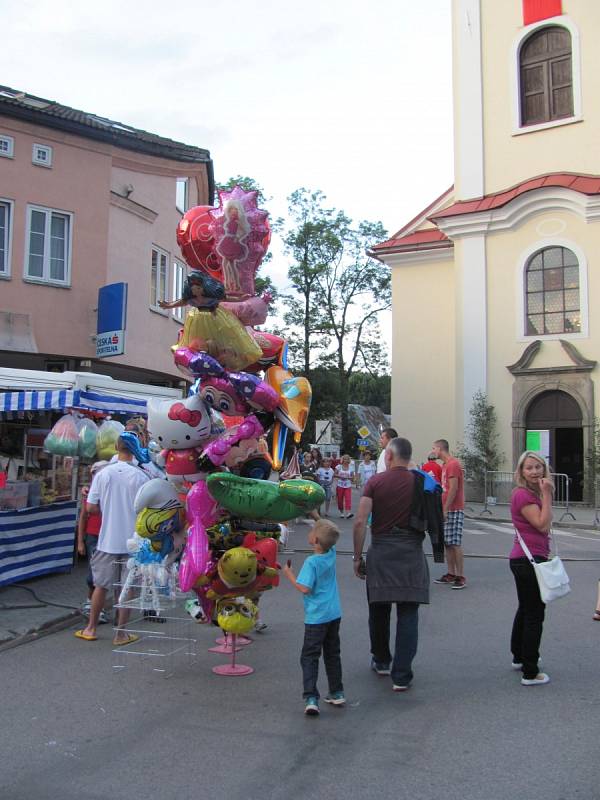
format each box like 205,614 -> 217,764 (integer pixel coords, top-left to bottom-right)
281,189 -> 390,451
457,391 -> 503,497
348,372 -> 391,414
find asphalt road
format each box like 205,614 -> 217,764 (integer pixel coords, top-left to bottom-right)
1,516 -> 599,800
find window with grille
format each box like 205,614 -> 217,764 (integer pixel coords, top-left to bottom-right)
525,246 -> 580,336
520,26 -> 573,126
25,205 -> 71,285
151,246 -> 169,309
0,135 -> 14,158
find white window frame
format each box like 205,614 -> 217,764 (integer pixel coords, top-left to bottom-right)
511,16 -> 582,136
24,204 -> 72,287
172,259 -> 186,322
0,135 -> 14,159
32,143 -> 53,168
176,177 -> 189,214
0,198 -> 14,278
516,238 -> 588,342
150,245 -> 169,313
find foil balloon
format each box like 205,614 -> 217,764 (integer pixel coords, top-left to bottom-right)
179,481 -> 221,592
173,307 -> 262,372
220,293 -> 270,327
265,365 -> 312,434
216,597 -> 258,634
206,473 -> 325,522
176,205 -> 222,279
209,187 -> 270,300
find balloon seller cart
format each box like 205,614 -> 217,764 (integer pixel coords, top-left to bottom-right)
112,560 -> 255,678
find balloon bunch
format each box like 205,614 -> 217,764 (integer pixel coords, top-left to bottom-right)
140,186 -> 323,634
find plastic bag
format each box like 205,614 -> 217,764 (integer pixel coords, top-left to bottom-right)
78,417 -> 98,461
96,419 -> 124,460
44,413 -> 80,457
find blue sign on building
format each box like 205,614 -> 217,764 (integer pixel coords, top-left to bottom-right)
96,282 -> 128,359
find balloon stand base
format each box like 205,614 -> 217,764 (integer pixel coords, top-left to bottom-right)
216,634 -> 252,647
211,634 -> 254,676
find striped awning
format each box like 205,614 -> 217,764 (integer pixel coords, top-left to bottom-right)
0,501 -> 78,586
0,389 -> 77,414
0,388 -> 148,416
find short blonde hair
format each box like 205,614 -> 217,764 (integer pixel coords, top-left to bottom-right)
514,451 -> 550,488
312,519 -> 340,552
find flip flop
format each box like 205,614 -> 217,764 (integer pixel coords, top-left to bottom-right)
74,629 -> 97,641
112,633 -> 139,647
593,611 -> 600,621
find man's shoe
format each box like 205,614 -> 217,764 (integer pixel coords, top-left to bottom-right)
81,600 -> 91,618
451,576 -> 466,589
434,573 -> 455,584
98,610 -> 110,625
392,684 -> 410,692
324,691 -> 346,706
304,696 -> 320,715
521,673 -> 550,686
254,620 -> 268,632
371,659 -> 391,676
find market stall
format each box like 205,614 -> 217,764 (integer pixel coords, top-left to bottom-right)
0,369 -> 181,586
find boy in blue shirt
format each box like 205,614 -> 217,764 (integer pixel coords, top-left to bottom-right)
283,519 -> 344,715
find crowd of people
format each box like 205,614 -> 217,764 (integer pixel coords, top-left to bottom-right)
283,428 -> 589,716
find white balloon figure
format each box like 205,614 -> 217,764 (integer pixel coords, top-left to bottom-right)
119,535 -> 177,614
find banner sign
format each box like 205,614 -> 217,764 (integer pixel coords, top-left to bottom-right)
96,283 -> 127,359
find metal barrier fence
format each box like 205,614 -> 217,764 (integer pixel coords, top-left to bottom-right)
481,471 -> 574,522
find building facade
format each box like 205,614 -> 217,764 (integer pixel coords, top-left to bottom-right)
374,0 -> 600,500
0,85 -> 214,386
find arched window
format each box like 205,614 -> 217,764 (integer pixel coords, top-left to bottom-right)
520,26 -> 573,126
525,246 -> 580,336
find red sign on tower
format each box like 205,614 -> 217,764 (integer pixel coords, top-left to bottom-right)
523,0 -> 562,26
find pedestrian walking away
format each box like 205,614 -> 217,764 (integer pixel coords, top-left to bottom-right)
76,460 -> 110,624
432,438 -> 466,589
283,519 -> 345,716
510,451 -> 554,686
352,437 -> 444,692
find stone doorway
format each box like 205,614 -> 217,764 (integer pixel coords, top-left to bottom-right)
526,389 -> 584,500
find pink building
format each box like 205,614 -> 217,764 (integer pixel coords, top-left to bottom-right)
0,85 -> 214,386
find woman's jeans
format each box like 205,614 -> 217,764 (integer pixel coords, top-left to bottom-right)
510,557 -> 546,680
300,618 -> 343,699
369,601 -> 419,686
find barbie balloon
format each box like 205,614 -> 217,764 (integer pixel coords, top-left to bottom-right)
176,205 -> 222,279
209,187 -> 270,300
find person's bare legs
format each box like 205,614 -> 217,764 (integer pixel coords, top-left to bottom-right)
80,586 -> 107,638
113,606 -> 132,642
452,545 -> 464,578
594,581 -> 600,619
445,546 -> 456,575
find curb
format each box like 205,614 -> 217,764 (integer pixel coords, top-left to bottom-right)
0,610 -> 81,653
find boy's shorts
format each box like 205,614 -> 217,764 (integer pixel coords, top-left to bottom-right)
90,549 -> 129,591
84,534 -> 100,589
444,510 -> 464,546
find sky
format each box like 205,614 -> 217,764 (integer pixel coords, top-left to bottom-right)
1,0 -> 454,295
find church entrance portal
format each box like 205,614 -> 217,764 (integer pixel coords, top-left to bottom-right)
526,390 -> 583,501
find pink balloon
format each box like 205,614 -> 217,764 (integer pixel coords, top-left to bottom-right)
209,187 -> 270,301
179,482 -> 220,592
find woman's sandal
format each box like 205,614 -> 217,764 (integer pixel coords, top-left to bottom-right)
593,610 -> 600,621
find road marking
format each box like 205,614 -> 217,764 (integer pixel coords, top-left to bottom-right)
467,519 -> 600,544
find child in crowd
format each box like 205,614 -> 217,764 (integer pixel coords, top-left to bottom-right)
76,460 -> 109,623
357,451 -> 377,488
334,454 -> 355,518
283,519 -> 344,715
316,457 -> 335,516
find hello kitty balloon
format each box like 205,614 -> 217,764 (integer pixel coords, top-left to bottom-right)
147,395 -> 213,486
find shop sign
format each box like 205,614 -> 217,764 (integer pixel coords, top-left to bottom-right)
96,282 -> 127,359
96,330 -> 125,358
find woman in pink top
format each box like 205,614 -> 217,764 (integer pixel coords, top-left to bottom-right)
509,451 -> 554,686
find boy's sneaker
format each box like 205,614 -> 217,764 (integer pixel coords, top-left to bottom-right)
451,576 -> 467,589
304,696 -> 320,715
371,659 -> 391,676
98,610 -> 110,625
324,691 -> 346,706
81,600 -> 91,618
521,673 -> 550,686
512,657 -> 541,670
254,620 -> 268,632
392,684 -> 410,692
346,512 -> 354,519
433,573 -> 455,584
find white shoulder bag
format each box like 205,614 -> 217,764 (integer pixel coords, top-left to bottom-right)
514,528 -> 570,604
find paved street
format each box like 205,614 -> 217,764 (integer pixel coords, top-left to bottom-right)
1,513 -> 599,800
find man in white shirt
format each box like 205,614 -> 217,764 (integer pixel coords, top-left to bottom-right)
75,437 -> 150,644
377,428 -> 398,473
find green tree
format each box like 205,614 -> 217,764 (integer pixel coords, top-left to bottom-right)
348,372 -> 391,413
281,189 -> 389,451
457,391 -> 503,497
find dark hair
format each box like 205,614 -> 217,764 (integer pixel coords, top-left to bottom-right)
388,437 -> 412,461
183,271 -> 225,301
381,427 -> 398,440
434,438 -> 449,453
